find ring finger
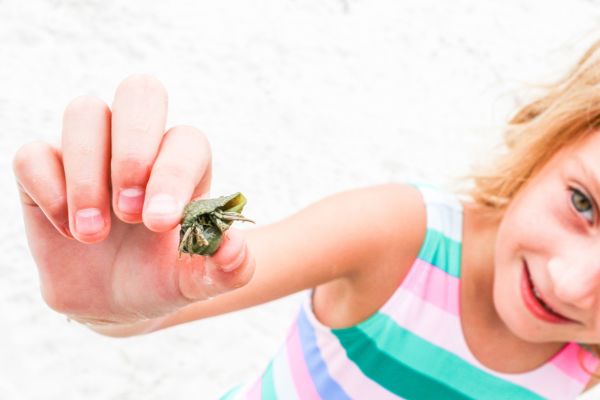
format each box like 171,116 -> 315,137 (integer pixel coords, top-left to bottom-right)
62,96 -> 111,243
111,74 -> 168,223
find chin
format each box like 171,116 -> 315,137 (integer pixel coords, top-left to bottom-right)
492,278 -> 553,344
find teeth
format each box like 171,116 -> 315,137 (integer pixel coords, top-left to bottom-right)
532,284 -> 559,315
526,264 -> 569,320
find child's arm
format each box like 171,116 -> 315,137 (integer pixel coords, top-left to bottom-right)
95,182 -> 425,336
14,75 -> 424,338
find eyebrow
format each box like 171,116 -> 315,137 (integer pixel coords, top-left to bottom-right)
573,156 -> 600,197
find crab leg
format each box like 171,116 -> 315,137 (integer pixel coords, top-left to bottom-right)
194,225 -> 209,247
214,210 -> 255,224
209,214 -> 231,233
179,227 -> 193,256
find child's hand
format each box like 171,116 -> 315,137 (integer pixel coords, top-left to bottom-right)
12,75 -> 255,330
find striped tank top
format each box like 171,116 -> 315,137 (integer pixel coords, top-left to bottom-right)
220,183 -> 599,399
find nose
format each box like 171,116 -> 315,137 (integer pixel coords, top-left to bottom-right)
547,256 -> 599,310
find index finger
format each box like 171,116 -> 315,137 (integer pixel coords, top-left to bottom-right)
111,74 -> 168,223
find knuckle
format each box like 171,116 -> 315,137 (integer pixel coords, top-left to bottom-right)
223,257 -> 255,290
112,155 -> 152,183
70,179 -> 103,200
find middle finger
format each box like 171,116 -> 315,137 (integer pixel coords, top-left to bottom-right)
111,74 -> 168,223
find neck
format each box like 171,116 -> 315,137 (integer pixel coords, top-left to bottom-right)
461,201 -> 501,328
460,201 -> 564,372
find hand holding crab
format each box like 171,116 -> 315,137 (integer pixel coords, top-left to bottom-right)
13,75 -> 257,331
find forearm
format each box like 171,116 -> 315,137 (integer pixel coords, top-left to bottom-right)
87,183 -> 414,337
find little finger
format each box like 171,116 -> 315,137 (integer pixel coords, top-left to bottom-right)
13,141 -> 71,239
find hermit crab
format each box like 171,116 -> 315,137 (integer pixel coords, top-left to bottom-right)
178,192 -> 254,256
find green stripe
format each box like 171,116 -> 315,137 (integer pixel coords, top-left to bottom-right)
408,181 -> 439,191
261,360 -> 277,399
219,383 -> 243,400
332,313 -> 544,400
417,228 -> 462,277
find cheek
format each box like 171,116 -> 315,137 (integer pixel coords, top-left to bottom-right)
494,210 -> 523,266
503,193 -> 561,252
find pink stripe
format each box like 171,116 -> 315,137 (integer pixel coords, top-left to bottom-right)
399,259 -> 600,388
392,258 -> 459,315
302,300 -> 400,399
382,288 -> 587,399
246,377 -> 262,400
286,322 -> 320,400
550,342 -> 600,385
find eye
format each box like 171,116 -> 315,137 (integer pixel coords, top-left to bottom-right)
570,187 -> 595,223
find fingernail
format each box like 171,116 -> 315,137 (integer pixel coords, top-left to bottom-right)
75,208 -> 104,235
220,245 -> 246,272
218,231 -> 248,272
118,187 -> 145,214
146,194 -> 179,216
210,229 -> 247,272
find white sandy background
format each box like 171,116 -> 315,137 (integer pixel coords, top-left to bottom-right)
2,1 -> 600,399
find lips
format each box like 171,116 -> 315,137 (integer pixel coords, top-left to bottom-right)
521,261 -> 575,324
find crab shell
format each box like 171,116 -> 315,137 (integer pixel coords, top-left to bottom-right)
179,192 -> 248,255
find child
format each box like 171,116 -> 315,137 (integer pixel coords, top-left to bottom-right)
12,39 -> 600,399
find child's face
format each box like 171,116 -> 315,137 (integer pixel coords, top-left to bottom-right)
493,130 -> 600,344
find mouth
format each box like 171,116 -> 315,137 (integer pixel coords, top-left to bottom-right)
521,260 -> 576,324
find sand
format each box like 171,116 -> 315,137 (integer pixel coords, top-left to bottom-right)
2,1 -> 600,398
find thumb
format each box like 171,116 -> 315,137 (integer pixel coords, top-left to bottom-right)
178,228 -> 255,300
209,228 -> 252,272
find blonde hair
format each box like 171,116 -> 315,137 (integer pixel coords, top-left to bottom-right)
464,38 -> 600,371
467,38 -> 600,211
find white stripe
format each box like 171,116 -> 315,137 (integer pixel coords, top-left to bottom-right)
302,297 -> 403,400
272,339 -> 301,400
410,183 -> 463,242
223,380 -> 252,400
225,365 -> 269,399
381,287 -> 583,400
425,202 -> 463,242
415,183 -> 463,211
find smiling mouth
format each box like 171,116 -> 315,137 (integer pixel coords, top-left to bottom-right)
521,261 -> 576,324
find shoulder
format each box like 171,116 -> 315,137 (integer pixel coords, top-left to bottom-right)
290,181 -> 428,259
358,182 -> 428,268
300,182 -> 429,270
350,182 -> 430,292
319,182 -> 428,268
311,182 -> 429,327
